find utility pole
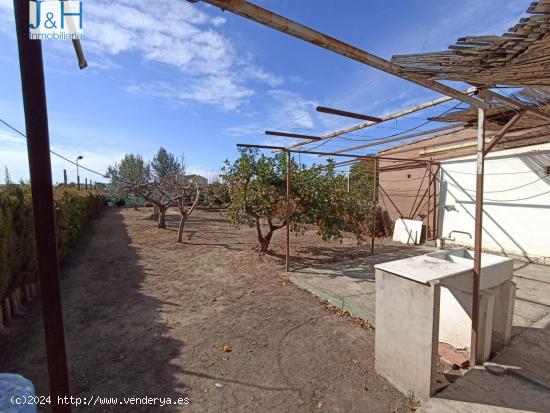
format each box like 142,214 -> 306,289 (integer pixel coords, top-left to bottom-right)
75,155 -> 83,190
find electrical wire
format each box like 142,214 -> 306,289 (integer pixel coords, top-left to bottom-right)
444,175 -> 550,194
304,99 -> 465,152
0,116 -> 109,179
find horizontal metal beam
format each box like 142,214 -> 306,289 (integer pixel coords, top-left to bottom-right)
378,156 -> 434,164
287,86 -> 477,149
265,130 -> 321,140
236,143 -> 370,158
316,106 -> 382,122
198,0 -> 487,110
238,143 -> 285,150
484,90 -> 550,123
329,123 -> 466,155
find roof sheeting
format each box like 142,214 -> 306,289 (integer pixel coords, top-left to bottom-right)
430,87 -> 550,131
392,0 -> 550,87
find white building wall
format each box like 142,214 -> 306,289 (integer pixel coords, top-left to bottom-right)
439,143 -> 550,263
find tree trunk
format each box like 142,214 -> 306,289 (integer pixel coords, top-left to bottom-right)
177,214 -> 187,242
177,214 -> 188,243
150,204 -> 159,220
255,217 -> 277,253
133,203 -> 138,211
158,209 -> 166,229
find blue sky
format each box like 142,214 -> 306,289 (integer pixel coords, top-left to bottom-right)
0,0 -> 530,184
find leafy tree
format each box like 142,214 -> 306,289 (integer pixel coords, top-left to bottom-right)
221,149 -> 288,252
106,154 -> 150,210
345,159 -> 377,240
200,182 -> 230,210
221,149 -> 376,253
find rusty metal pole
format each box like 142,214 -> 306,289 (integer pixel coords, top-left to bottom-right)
13,1 -> 71,411
471,107 -> 486,365
432,164 -> 437,240
285,150 -> 291,272
426,162 -> 432,241
371,157 -> 378,256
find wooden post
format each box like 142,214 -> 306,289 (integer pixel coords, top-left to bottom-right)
471,108 -> 486,365
63,169 -> 67,185
13,1 -> 72,411
371,157 -> 378,256
285,150 -> 291,272
85,178 -> 88,190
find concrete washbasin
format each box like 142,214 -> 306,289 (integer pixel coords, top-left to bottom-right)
426,248 -> 513,292
374,249 -> 517,398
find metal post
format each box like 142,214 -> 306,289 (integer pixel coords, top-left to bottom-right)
13,1 -> 71,411
285,150 -> 291,272
471,108 -> 486,365
85,177 -> 88,190
63,169 -> 67,186
426,162 -> 432,241
371,157 -> 378,256
432,164 -> 437,240
347,164 -> 350,193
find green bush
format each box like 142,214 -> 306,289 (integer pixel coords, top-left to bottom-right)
0,185 -> 103,303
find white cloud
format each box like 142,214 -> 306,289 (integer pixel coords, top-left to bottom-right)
0,0 -> 284,110
125,77 -> 253,111
267,89 -> 317,129
225,88 -> 319,142
81,0 -> 281,109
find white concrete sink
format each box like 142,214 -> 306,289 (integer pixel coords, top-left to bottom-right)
426,249 -> 513,292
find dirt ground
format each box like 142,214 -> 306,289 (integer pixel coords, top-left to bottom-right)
0,207 -> 411,412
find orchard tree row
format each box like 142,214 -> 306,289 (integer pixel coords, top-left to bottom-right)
107,147 -> 376,251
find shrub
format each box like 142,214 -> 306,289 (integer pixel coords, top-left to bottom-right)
0,185 -> 103,304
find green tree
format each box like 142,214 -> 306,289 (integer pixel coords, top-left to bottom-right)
106,154 -> 150,210
221,149 -> 375,253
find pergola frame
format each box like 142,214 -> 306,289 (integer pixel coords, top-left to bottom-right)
201,0 -> 543,368
12,1 -> 546,408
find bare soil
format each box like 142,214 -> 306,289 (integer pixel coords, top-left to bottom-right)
0,207 -> 410,412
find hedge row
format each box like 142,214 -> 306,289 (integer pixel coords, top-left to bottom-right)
0,185 -> 104,311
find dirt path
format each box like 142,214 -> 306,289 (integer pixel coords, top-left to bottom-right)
0,208 -> 409,412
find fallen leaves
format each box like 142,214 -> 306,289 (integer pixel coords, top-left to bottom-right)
318,299 -> 374,331
223,344 -> 233,353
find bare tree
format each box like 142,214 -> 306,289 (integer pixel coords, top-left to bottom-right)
175,180 -> 201,242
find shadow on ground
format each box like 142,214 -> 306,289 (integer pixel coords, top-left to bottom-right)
0,209 -> 187,412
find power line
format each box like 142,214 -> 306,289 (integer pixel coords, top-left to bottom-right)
0,116 -> 109,179
306,100 -> 465,152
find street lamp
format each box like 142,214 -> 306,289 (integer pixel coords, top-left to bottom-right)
75,155 -> 83,190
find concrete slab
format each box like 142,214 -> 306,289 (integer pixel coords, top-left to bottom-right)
289,247 -> 550,413
288,241 -> 432,325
